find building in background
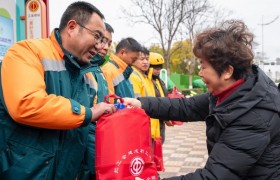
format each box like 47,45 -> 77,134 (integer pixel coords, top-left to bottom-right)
0,0 -> 49,61
254,52 -> 280,83
0,0 -> 15,61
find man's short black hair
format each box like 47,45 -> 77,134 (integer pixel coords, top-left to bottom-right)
141,46 -> 149,55
59,1 -> 104,30
105,22 -> 114,33
116,37 -> 142,53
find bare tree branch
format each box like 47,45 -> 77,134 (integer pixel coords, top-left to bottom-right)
123,0 -> 191,75
182,0 -> 211,88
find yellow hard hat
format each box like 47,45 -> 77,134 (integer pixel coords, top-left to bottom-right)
149,52 -> 164,65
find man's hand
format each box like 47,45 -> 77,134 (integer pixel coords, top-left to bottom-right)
90,102 -> 117,121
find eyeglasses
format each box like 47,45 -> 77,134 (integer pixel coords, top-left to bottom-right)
76,22 -> 108,46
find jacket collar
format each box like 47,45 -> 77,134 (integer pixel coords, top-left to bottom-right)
50,29 -> 64,58
132,66 -> 147,78
53,29 -> 82,71
214,78 -> 245,106
109,53 -> 129,71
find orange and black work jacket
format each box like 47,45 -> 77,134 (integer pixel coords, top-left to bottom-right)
0,29 -> 98,179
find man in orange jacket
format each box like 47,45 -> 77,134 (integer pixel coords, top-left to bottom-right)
102,37 -> 142,98
0,1 -> 116,179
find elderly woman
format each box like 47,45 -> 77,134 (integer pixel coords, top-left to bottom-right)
126,20 -> 280,179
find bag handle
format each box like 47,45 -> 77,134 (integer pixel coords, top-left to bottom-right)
104,94 -> 124,104
172,86 -> 179,94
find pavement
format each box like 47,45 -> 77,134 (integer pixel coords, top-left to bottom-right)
158,121 -> 208,178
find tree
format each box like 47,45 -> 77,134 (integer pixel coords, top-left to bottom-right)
209,5 -> 234,27
182,0 -> 211,89
182,1 -> 233,88
170,39 -> 192,74
123,0 -> 232,82
149,43 -> 164,55
123,0 -> 190,75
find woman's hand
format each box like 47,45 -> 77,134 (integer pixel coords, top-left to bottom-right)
122,98 -> 142,108
165,120 -> 174,127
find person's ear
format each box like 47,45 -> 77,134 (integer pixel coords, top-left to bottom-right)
224,65 -> 234,80
119,49 -> 126,57
66,20 -> 78,33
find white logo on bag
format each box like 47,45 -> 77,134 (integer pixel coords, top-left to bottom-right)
130,157 -> 144,176
113,148 -> 152,174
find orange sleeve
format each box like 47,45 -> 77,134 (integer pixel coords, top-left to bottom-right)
1,41 -> 90,129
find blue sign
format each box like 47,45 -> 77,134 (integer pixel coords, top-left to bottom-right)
0,15 -> 14,62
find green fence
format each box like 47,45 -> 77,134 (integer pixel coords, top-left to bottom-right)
170,73 -> 202,90
167,73 -> 206,95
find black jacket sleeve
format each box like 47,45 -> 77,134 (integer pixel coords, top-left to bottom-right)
138,93 -> 210,122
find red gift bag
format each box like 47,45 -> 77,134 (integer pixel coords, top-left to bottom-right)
153,137 -> 165,171
95,95 -> 158,180
167,87 -> 184,125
